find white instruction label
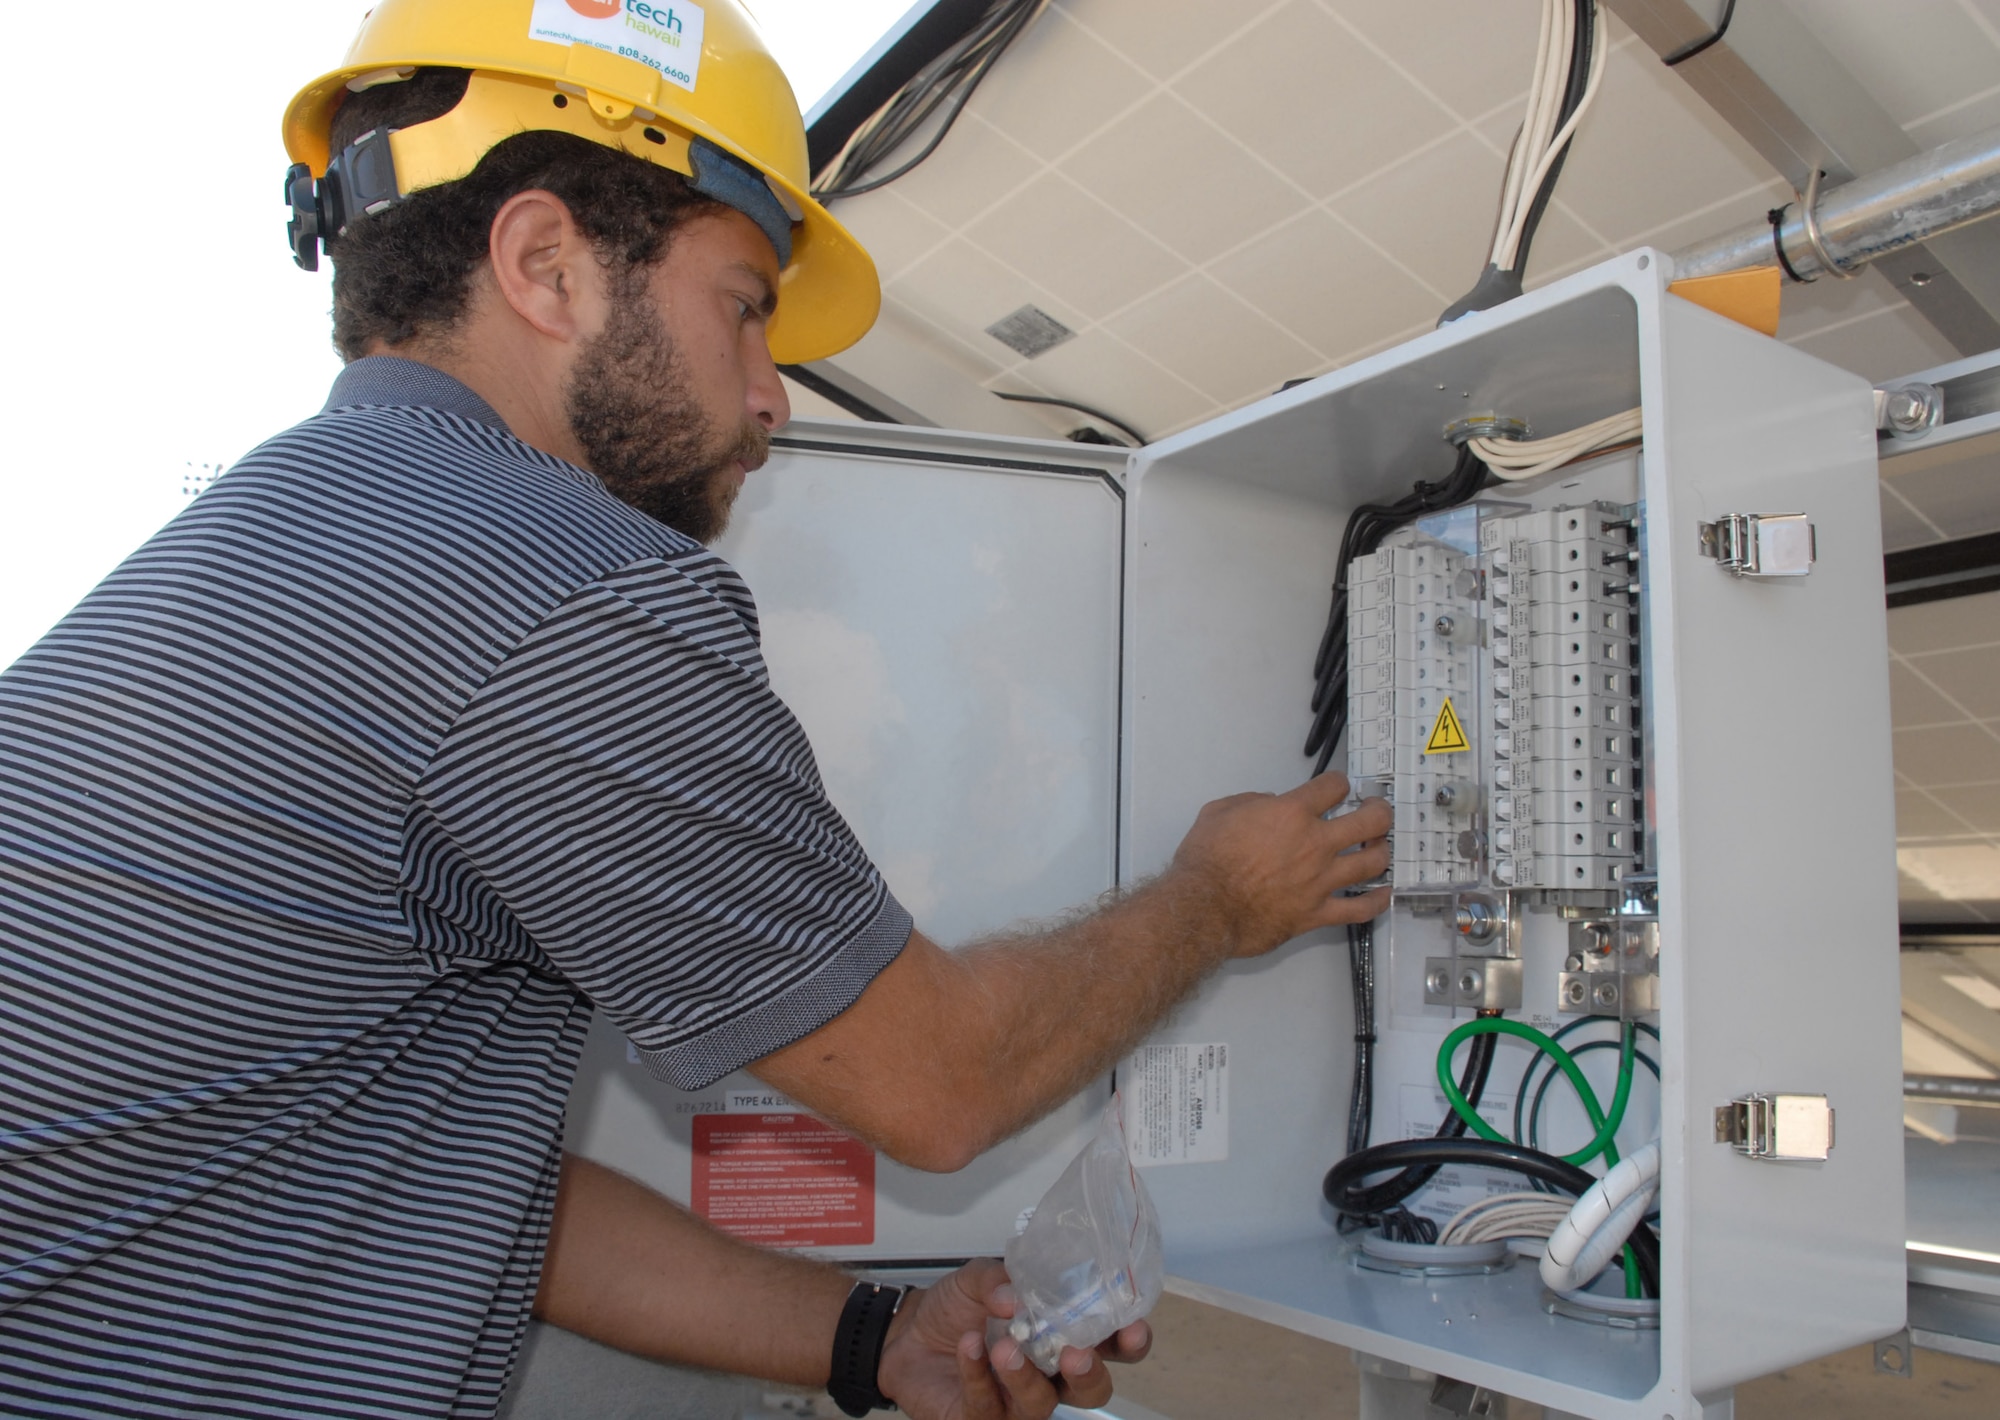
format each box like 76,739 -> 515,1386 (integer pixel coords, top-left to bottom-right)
529,0 -> 707,94
1395,1082 -> 1515,1220
1124,1043 -> 1228,1167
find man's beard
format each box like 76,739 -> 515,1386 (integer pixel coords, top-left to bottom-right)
563,270 -> 768,544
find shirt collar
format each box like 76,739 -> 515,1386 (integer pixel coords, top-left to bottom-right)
323,356 -> 511,433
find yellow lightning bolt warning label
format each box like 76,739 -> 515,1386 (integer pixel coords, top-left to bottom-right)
1423,696 -> 1470,755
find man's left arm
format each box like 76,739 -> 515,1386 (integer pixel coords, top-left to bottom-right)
533,1152 -> 1146,1418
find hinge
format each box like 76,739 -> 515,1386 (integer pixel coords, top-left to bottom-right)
1714,1092 -> 1835,1160
1698,512 -> 1815,577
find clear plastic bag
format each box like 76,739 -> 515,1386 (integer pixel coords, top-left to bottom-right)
1002,1097 -> 1164,1374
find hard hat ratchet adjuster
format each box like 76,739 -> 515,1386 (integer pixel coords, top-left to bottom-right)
286,128 -> 401,272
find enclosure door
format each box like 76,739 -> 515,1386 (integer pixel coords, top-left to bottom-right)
562,425 -> 1128,1263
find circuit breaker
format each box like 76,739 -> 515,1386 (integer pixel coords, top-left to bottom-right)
1348,502 -> 1645,898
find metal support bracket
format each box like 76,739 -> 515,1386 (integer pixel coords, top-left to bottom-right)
1429,1376 -> 1505,1417
1873,1327 -> 1914,1378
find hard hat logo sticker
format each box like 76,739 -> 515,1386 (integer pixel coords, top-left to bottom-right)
1423,697 -> 1470,755
531,0 -> 707,93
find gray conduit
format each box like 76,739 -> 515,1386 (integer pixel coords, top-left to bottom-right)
1670,121 -> 2000,282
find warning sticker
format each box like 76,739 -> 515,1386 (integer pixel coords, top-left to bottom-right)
1123,1043 -> 1228,1167
1424,696 -> 1470,755
529,0 -> 707,94
691,1114 -> 874,1248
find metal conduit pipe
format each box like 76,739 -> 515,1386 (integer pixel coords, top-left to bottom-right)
1669,120 -> 2000,282
1905,1074 -> 2000,1106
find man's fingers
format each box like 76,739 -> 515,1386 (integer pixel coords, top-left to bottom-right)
1327,838 -> 1392,888
948,1257 -> 1010,1315
956,1332 -> 1007,1420
1099,1320 -> 1152,1364
988,1334 -> 1056,1417
1053,1347 -> 1114,1410
1321,796 -> 1392,848
1314,883 -> 1392,928
1285,770 -> 1354,818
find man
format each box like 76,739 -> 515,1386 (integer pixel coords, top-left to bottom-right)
0,3 -> 1390,1416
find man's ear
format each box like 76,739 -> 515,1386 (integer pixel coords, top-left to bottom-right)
487,190 -> 603,343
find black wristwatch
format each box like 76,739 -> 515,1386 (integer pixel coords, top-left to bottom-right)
827,1280 -> 908,1416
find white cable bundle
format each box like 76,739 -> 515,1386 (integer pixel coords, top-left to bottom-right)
1540,1141 -> 1661,1293
1468,407 -> 1643,482
1489,0 -> 1610,273
1438,1192 -> 1576,1245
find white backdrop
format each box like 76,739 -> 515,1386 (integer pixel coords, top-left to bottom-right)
0,0 -> 923,668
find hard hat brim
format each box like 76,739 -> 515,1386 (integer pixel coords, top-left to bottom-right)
285,64 -> 879,365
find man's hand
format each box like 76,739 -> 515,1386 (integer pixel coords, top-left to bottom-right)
1171,770 -> 1391,958
878,1259 -> 1151,1420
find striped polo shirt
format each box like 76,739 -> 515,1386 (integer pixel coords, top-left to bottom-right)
0,357 -> 912,1417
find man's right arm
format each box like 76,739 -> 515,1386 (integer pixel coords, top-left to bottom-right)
751,771 -> 1391,1172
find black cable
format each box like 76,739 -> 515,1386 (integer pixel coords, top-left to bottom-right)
1662,0 -> 1736,66
1510,1019 -> 1660,1147
1304,443 -> 1491,773
992,391 -> 1145,446
1526,1040 -> 1661,1154
1330,1029 -> 1497,1226
814,0 -> 1044,199
1508,0 -> 1594,280
1345,920 -> 1376,1158
1323,1138 -> 1662,1298
1437,0 -> 1596,323
1378,1208 -> 1437,1244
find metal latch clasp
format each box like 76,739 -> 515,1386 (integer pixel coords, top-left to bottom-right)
1699,513 -> 1815,577
1714,1092 -> 1835,1160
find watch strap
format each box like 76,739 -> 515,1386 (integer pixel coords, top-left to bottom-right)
828,1280 -> 906,1416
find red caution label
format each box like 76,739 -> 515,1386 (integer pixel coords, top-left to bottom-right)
691,1113 -> 876,1248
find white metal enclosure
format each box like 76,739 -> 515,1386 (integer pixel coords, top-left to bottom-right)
562,250 -> 1905,1417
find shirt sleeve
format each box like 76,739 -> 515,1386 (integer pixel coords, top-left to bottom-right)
414,551 -> 912,1091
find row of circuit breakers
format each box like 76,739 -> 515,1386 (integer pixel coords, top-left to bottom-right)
1347,501 -> 1643,898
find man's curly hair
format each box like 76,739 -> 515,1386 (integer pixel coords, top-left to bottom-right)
325,68 -> 726,361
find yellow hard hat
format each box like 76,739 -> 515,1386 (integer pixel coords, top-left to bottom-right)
282,0 -> 879,363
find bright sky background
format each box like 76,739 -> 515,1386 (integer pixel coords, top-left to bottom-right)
0,0 -> 921,669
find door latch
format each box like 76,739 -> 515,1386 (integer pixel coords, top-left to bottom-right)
1698,513 -> 1815,578
1714,1092 -> 1835,1160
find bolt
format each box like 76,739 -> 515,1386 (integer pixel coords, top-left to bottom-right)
1564,979 -> 1588,1006
1427,968 -> 1451,996
1458,969 -> 1483,999
1593,981 -> 1621,1009
1565,953 -> 1585,972
1455,901 -> 1497,943
1435,614 -> 1455,639
1884,383 -> 1942,438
